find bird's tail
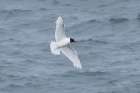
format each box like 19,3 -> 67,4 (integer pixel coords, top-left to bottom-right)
50,41 -> 60,55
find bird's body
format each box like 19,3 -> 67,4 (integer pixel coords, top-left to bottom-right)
56,38 -> 70,48
50,17 -> 82,69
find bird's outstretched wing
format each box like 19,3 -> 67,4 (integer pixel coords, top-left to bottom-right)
60,45 -> 82,69
55,17 -> 66,42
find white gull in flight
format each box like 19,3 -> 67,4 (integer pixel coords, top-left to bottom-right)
50,17 -> 82,69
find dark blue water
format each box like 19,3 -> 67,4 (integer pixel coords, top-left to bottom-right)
0,0 -> 140,93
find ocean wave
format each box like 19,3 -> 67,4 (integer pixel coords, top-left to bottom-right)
61,70 -> 108,77
0,9 -> 32,16
71,19 -> 96,29
78,38 -> 108,44
137,14 -> 140,20
0,9 -> 32,21
109,18 -> 129,23
6,84 -> 22,88
52,0 -> 60,5
87,19 -> 96,23
120,45 -> 135,52
39,8 -> 47,11
52,0 -> 73,7
1,84 -> 22,91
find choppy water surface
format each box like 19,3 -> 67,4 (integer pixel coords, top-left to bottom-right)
0,0 -> 140,93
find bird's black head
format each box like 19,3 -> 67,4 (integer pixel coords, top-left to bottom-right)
70,38 -> 76,43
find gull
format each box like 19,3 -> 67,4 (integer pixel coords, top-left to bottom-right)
50,17 -> 82,69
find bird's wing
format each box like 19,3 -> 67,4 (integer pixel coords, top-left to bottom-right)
60,45 -> 82,69
55,17 -> 66,42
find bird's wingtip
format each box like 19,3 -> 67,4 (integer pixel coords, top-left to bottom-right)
58,16 -> 62,19
78,65 -> 82,69
73,63 -> 82,69
55,16 -> 64,25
